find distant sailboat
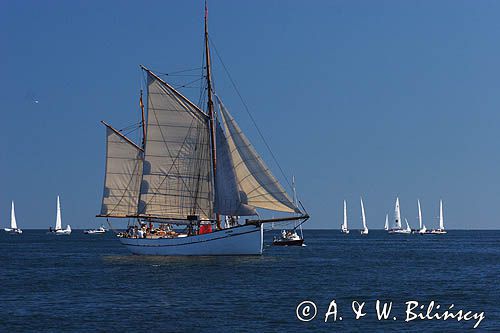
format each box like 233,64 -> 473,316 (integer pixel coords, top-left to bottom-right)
341,200 -> 349,234
431,200 -> 447,234
4,201 -> 22,234
48,196 -> 71,235
388,197 -> 410,234
360,197 -> 368,235
416,199 -> 429,234
384,214 -> 389,231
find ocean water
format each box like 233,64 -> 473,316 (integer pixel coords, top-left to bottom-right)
0,230 -> 498,332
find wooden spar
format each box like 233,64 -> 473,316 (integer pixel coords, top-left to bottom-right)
140,90 -> 146,149
245,214 -> 310,225
101,121 -> 144,152
204,2 -> 221,230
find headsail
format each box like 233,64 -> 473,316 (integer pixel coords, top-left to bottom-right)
100,124 -> 143,217
139,71 -> 213,220
217,98 -> 299,214
214,120 -> 256,216
11,201 -> 17,229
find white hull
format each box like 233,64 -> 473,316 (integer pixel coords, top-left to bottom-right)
360,228 -> 368,235
50,225 -> 72,235
4,228 -> 22,234
388,228 -> 411,234
119,224 -> 263,256
430,229 -> 447,234
341,229 -> 350,234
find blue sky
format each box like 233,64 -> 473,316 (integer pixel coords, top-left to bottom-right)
1,0 -> 499,229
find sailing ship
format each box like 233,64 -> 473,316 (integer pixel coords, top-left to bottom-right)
431,200 -> 447,234
341,200 -> 349,234
97,6 -> 308,255
360,197 -> 368,235
4,201 -> 22,234
384,214 -> 389,231
48,196 -> 71,235
388,197 -> 410,234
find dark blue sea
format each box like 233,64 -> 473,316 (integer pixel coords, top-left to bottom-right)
0,230 -> 498,332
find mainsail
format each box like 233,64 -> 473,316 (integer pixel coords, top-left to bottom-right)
394,197 -> 402,229
100,125 -> 143,217
138,72 -> 213,220
56,196 -> 62,231
439,200 -> 444,230
217,98 -> 299,214
11,201 -> 17,229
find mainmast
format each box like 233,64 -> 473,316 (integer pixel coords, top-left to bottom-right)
204,2 -> 221,229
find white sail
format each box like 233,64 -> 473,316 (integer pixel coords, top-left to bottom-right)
11,201 -> 17,229
394,197 -> 402,229
100,125 -> 143,217
439,200 -> 444,230
218,98 -> 299,213
343,200 -> 348,230
418,199 -> 422,230
384,214 -> 388,231
405,218 -> 411,231
360,197 -> 367,230
139,72 -> 213,220
214,120 -> 256,216
55,196 -> 62,230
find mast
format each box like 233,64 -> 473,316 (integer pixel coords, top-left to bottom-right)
140,90 -> 146,149
204,2 -> 220,229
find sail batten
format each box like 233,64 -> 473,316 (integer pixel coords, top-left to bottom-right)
217,98 -> 299,214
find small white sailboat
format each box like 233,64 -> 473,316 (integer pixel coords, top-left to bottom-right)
48,196 -> 71,235
360,197 -> 368,235
4,201 -> 22,234
384,214 -> 389,231
341,200 -> 349,234
416,199 -> 429,234
388,197 -> 410,234
431,200 -> 447,234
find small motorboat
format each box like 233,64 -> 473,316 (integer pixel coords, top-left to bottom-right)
84,225 -> 107,234
273,229 -> 304,246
